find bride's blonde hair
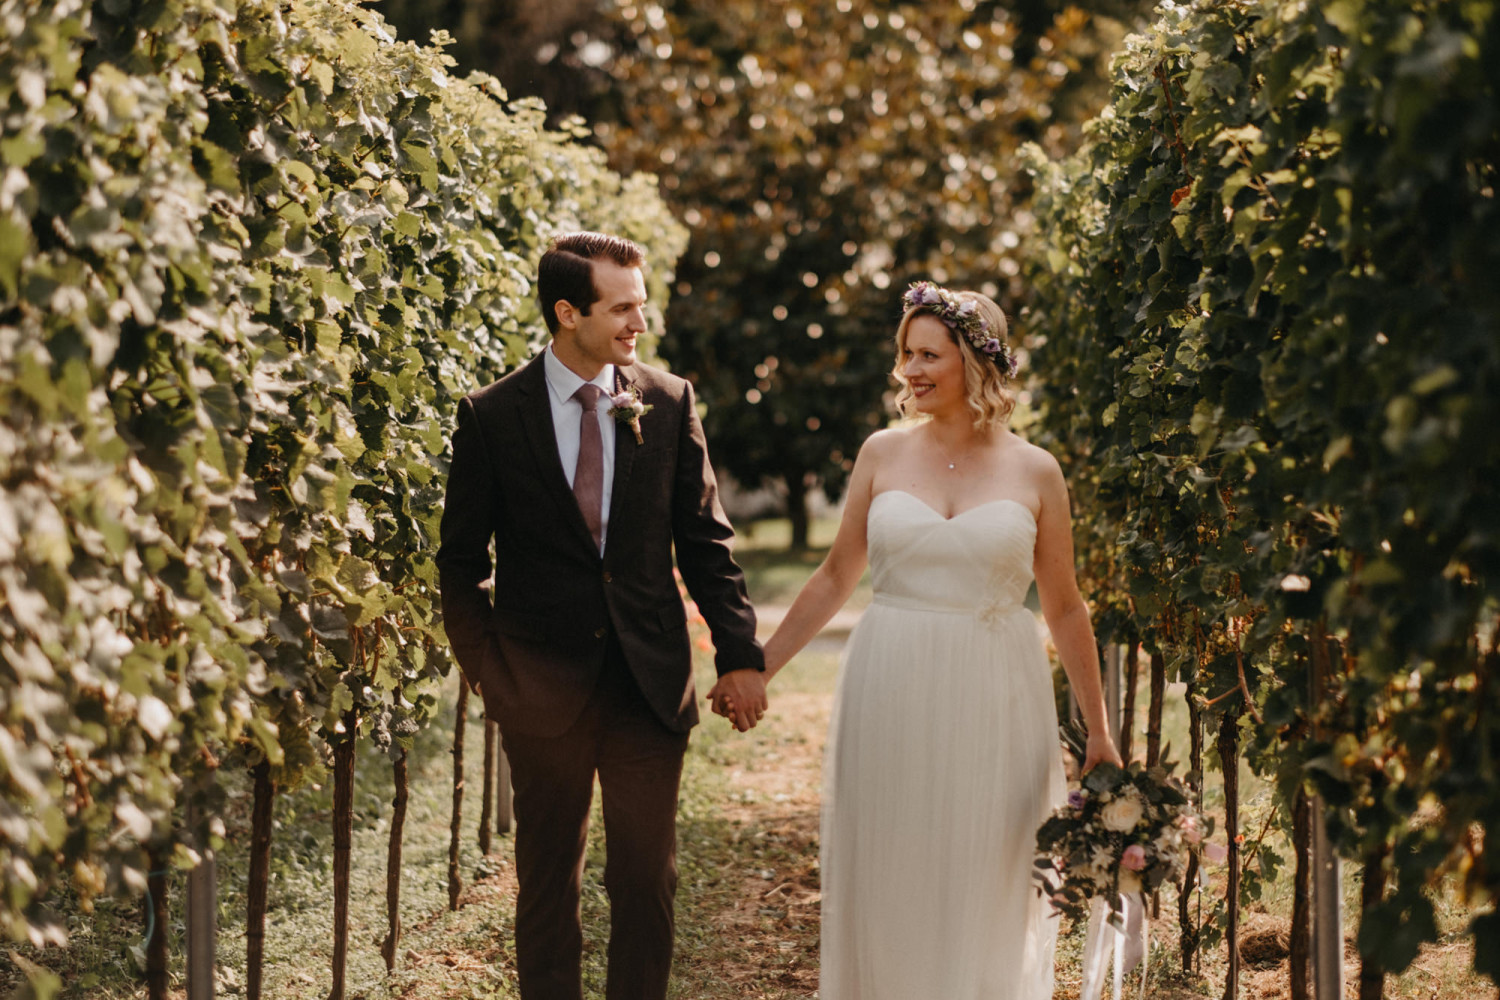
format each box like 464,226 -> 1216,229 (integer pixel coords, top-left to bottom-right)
891,289 -> 1015,430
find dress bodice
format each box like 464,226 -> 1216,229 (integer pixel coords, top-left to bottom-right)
867,490 -> 1037,622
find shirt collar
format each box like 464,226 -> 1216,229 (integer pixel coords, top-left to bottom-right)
544,344 -> 614,407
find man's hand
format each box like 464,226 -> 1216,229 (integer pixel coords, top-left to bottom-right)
707,669 -> 768,732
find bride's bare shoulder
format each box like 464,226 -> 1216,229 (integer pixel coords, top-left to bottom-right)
857,426 -> 918,464
1004,435 -> 1066,484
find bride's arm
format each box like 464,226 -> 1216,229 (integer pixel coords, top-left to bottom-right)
758,436 -> 884,682
1031,449 -> 1124,772
708,439 -> 877,720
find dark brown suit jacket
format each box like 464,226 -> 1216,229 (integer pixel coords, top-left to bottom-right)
436,355 -> 763,738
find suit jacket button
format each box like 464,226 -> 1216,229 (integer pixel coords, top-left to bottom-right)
594,627 -> 607,639
602,571 -> 613,583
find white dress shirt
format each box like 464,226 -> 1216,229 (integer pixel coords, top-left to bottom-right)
544,346 -> 616,554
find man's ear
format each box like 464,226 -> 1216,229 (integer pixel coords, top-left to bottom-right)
554,299 -> 580,331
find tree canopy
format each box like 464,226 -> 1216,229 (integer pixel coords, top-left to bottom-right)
597,0 -> 1143,544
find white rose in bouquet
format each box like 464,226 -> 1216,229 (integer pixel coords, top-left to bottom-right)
1101,791 -> 1144,833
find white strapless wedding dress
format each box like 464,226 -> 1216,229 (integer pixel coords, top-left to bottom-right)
819,490 -> 1066,999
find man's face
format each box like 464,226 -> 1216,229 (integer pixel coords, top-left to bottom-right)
555,262 -> 647,378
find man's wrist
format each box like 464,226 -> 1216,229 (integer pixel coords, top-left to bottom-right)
715,656 -> 767,677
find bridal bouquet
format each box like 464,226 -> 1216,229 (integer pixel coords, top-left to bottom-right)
1033,727 -> 1206,923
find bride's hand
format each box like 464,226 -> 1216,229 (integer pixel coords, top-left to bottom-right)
1082,729 -> 1124,772
705,681 -> 742,728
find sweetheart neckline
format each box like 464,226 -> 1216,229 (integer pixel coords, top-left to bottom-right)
871,489 -> 1037,525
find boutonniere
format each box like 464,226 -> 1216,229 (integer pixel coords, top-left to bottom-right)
607,387 -> 652,445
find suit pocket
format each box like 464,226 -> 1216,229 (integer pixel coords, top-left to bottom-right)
654,601 -> 688,633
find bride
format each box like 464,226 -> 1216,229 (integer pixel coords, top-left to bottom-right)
712,282 -> 1122,998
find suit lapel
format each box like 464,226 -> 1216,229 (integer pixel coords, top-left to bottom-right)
515,356 -> 599,555
606,366 -> 639,536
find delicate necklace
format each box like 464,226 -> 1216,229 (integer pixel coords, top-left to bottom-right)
932,433 -> 973,471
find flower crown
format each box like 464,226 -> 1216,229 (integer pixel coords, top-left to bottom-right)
902,281 -> 1017,377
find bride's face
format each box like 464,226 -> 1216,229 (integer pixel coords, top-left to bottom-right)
901,315 -> 967,416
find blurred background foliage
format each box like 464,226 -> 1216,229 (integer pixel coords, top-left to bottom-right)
373,0 -> 1155,546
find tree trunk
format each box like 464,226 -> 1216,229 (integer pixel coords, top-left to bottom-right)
247,762 -> 275,1000
381,749 -> 409,973
1119,641 -> 1140,763
1220,709 -> 1242,1000
1290,787 -> 1312,1000
330,708 -> 358,1000
1359,843 -> 1388,1000
785,470 -> 810,551
449,682 -> 469,911
146,847 -> 169,1000
480,720 -> 496,856
1146,649 -> 1166,769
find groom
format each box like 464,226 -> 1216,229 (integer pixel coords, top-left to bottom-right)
436,231 -> 768,1000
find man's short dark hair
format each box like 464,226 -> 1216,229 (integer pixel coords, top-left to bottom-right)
538,232 -> 646,335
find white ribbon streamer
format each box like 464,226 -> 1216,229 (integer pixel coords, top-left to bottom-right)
1079,891 -> 1149,1000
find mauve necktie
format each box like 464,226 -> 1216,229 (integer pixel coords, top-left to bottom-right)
572,383 -> 605,548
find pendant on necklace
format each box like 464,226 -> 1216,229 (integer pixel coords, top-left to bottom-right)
947,462 -> 956,470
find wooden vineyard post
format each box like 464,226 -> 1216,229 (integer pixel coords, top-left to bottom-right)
1309,621 -> 1345,1000
1290,788 -> 1312,1000
480,719 -> 496,855
330,707 -> 359,1000
1180,674 -> 1204,974
495,730 -> 512,836
1311,801 -> 1344,999
1120,641 -> 1141,764
1102,643 -> 1123,747
1358,844 -> 1389,1000
186,797 -> 216,1000
146,847 -> 169,1000
449,682 -> 469,910
382,749 -> 410,973
246,761 -> 275,1000
1219,709 -> 1242,1000
1145,647 -> 1167,919
1145,650 -> 1166,769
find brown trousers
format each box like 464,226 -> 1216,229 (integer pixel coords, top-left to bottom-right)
500,634 -> 689,1000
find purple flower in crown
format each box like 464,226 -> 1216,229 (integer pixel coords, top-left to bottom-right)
982,338 -> 1001,355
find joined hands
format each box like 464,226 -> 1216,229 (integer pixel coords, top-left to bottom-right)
706,668 -> 768,732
